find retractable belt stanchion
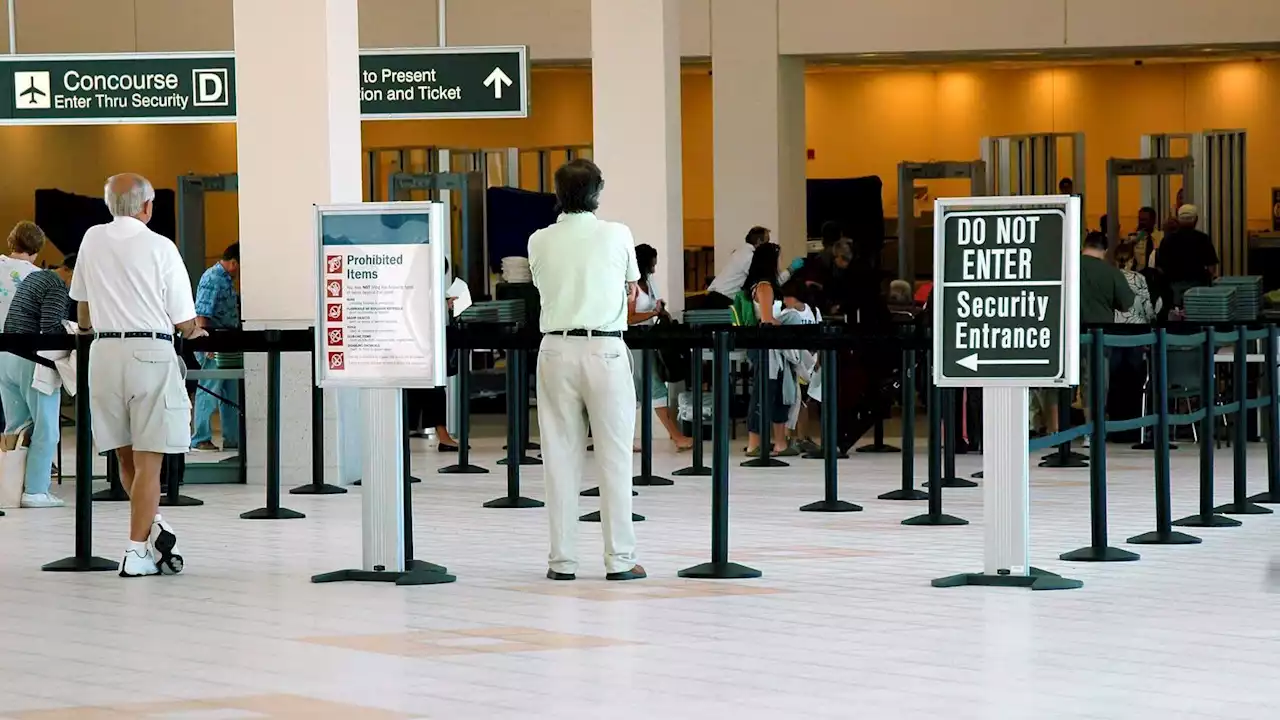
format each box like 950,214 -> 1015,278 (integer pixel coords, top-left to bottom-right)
881,346 -> 928,501
1040,386 -> 1088,468
742,347 -> 787,468
633,347 -> 672,488
1061,329 -> 1140,562
927,388 -> 977,488
680,330 -> 761,579
92,451 -> 129,501
1214,328 -> 1272,516
1175,327 -> 1240,527
856,415 -> 900,453
801,343 -> 861,513
497,349 -> 541,466
403,394 -> 448,575
440,341 -> 487,475
291,353 -> 346,495
159,335 -> 203,508
1249,324 -> 1280,504
903,360 -> 967,527
241,333 -> 305,520
44,332 -> 117,572
485,345 -> 543,509
673,330 -> 712,477
1129,328 -> 1201,544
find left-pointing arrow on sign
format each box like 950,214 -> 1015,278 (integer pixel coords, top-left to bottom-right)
484,67 -> 513,99
956,353 -> 1050,372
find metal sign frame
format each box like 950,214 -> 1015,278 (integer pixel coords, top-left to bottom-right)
359,45 -> 529,120
932,194 -> 1082,389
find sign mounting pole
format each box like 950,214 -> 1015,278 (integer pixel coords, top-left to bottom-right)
931,194 -> 1084,591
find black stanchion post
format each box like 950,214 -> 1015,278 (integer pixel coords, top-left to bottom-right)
401,389 -> 422,484
1040,385 -> 1088,468
403,391 -> 448,575
522,354 -> 539,453
881,347 -> 928,501
1129,329 -> 1201,544
1249,324 -> 1280,504
159,452 -> 201,507
92,450 -> 130,501
633,348 -> 672,488
927,388 -> 978,488
1176,327 -> 1239,527
743,347 -> 787,468
855,415 -> 900,453
801,346 -> 861,513
1061,329 -> 1140,562
441,343 -> 487,475
680,330 -> 761,579
44,332 -> 117,572
241,337 -> 305,520
486,346 -> 543,509
673,344 -> 711,476
292,346 -> 346,495
1215,328 -> 1272,516
903,358 -> 967,527
498,349 -> 541,466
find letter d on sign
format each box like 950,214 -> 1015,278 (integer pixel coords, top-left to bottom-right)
192,68 -> 229,107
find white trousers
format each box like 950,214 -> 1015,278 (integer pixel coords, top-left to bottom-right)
536,334 -> 637,574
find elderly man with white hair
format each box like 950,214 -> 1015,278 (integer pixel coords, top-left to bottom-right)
70,173 -> 206,578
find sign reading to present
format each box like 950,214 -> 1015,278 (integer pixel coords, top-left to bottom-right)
315,202 -> 447,389
933,195 -> 1081,388
0,47 -> 527,125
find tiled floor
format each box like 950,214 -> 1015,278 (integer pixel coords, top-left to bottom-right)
1,433 -> 1278,719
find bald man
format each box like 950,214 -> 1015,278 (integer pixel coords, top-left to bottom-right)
71,174 -> 207,578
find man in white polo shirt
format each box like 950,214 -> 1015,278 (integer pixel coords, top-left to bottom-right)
71,173 -> 206,578
528,159 -> 646,582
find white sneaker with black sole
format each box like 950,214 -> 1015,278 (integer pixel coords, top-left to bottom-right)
149,516 -> 184,575
120,548 -> 159,577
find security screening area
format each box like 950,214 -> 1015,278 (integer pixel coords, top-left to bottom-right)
0,0 -> 1280,718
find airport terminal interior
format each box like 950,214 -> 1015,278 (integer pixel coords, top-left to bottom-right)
1,0 -> 1280,718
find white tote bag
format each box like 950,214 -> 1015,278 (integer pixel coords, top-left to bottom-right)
0,425 -> 30,508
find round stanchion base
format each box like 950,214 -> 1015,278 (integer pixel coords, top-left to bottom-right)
354,478 -> 419,487
856,444 -> 901,454
802,451 -> 849,460
678,561 -> 762,579
1038,455 -> 1088,469
672,465 -> 714,477
290,483 -> 348,495
42,555 -> 119,573
933,568 -> 1082,591
311,568 -> 456,586
971,471 -> 984,479
502,443 -> 541,451
1173,513 -> 1242,528
878,487 -> 929,501
497,456 -> 543,466
1059,545 -> 1140,562
579,511 -> 645,522
406,559 -> 448,574
159,494 -> 204,507
240,507 -> 306,520
1247,491 -> 1280,504
923,478 -> 980,488
92,487 -> 130,502
741,457 -> 790,468
799,499 -> 863,513
439,464 -> 489,475
483,496 -> 545,509
1213,501 -> 1274,516
902,513 -> 969,526
633,476 -> 674,487
1126,530 -> 1202,545
580,487 -> 638,497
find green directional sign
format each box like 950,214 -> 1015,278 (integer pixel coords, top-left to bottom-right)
933,196 -> 1081,388
0,46 -> 528,125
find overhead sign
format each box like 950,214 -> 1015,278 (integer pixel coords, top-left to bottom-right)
315,202 -> 447,389
0,46 -> 528,125
933,195 -> 1081,387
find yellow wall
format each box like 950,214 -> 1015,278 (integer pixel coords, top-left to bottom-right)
1,59 -> 1278,266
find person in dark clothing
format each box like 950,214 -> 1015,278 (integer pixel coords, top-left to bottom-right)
1155,204 -> 1218,303
1079,232 -> 1134,429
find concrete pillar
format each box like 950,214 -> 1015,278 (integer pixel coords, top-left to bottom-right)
590,0 -> 684,314
711,0 -> 808,266
233,0 -> 363,486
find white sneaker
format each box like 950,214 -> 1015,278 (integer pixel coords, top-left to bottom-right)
120,548 -> 159,578
20,492 -> 65,508
149,516 -> 184,575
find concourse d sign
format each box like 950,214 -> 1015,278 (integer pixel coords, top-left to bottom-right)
933,195 -> 1081,388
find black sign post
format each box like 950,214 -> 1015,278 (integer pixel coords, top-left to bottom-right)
930,195 -> 1083,592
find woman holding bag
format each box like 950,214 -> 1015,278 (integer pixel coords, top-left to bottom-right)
628,244 -> 691,451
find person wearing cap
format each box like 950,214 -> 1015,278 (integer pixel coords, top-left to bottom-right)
1155,204 -> 1218,303
71,173 -> 206,578
527,159 -> 646,583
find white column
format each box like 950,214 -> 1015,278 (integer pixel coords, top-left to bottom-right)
233,0 -> 362,486
711,0 -> 808,265
590,0 -> 684,315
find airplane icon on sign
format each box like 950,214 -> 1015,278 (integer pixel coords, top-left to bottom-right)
13,71 -> 51,109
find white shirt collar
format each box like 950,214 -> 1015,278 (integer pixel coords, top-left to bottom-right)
106,216 -> 149,238
556,212 -> 597,223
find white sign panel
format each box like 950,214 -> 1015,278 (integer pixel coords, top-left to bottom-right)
315,202 -> 447,389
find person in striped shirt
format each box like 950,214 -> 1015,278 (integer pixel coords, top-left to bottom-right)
0,252 -> 76,508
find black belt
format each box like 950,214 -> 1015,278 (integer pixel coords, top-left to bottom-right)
95,331 -> 174,342
553,329 -> 622,338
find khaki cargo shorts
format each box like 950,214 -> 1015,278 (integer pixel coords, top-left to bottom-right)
88,337 -> 191,454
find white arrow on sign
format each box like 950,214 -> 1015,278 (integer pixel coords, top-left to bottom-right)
484,67 -> 513,99
956,353 -> 1050,372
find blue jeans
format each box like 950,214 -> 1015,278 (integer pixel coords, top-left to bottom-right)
191,353 -> 239,447
0,353 -> 59,495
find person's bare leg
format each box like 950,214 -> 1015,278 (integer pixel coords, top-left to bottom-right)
116,446 -> 136,497
434,425 -> 457,446
771,423 -> 789,453
655,406 -> 691,449
129,450 -> 164,542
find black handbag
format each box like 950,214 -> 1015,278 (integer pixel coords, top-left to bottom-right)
653,315 -> 689,384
